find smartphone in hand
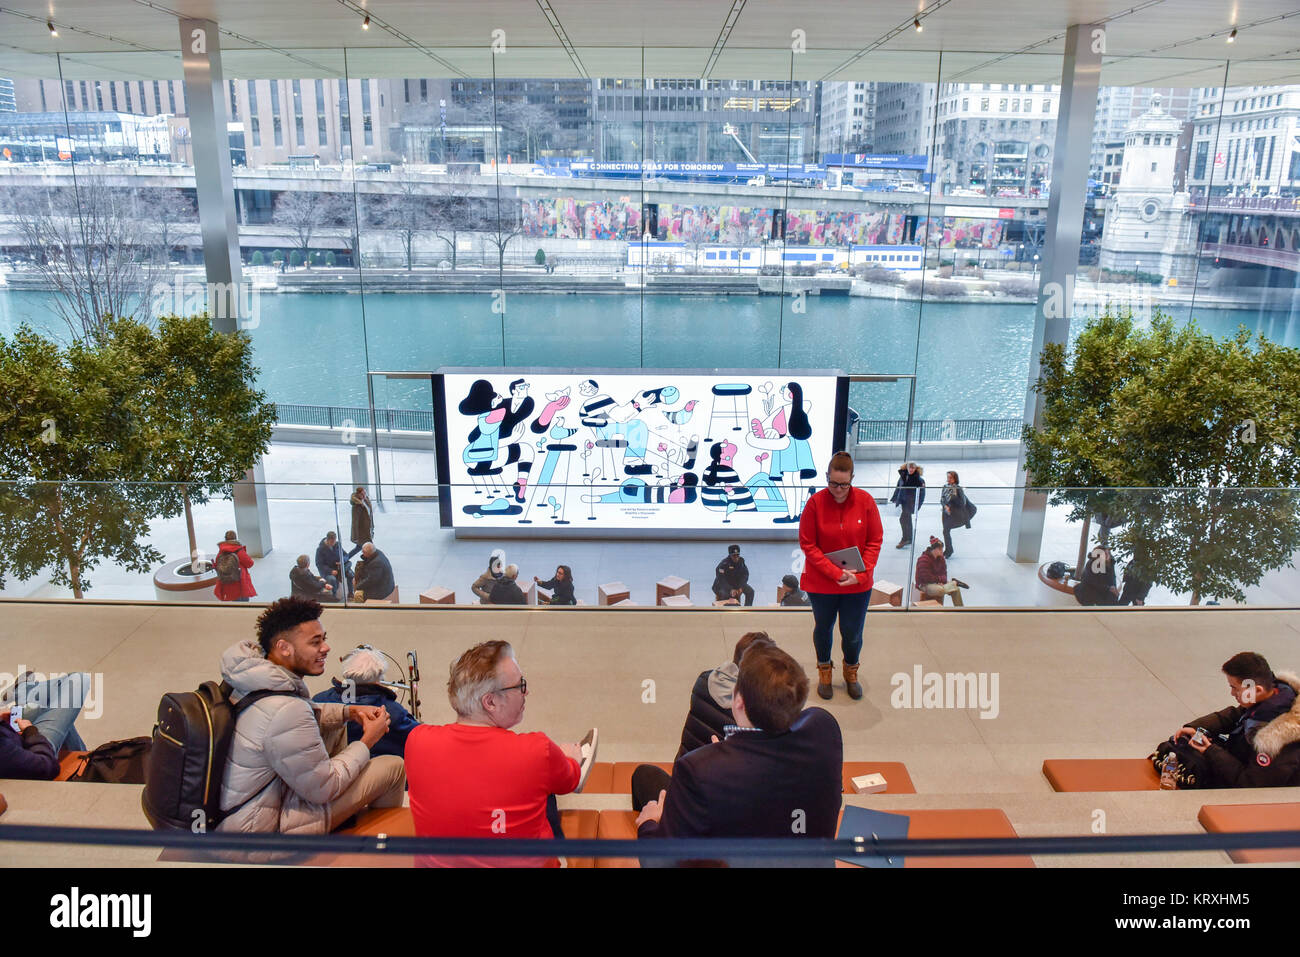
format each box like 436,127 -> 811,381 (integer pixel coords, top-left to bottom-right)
8,706 -> 22,732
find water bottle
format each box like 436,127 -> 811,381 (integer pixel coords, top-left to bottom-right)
1159,752 -> 1178,790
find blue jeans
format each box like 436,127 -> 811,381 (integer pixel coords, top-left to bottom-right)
808,592 -> 870,666
11,672 -> 89,753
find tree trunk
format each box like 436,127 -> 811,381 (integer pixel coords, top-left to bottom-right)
70,561 -> 83,600
184,486 -> 198,566
1076,514 -> 1091,580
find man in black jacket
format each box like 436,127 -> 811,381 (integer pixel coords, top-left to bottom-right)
353,543 -> 395,602
489,564 -> 528,605
1172,652 -> 1300,787
676,632 -> 772,759
290,555 -> 338,602
634,643 -> 843,859
711,544 -> 754,606
315,531 -> 351,598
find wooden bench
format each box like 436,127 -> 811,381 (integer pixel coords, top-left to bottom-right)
655,576 -> 690,605
594,806 -> 1030,868
580,760 -> 916,795
660,595 -> 693,608
598,582 -> 630,606
838,807 -> 1034,868
870,580 -> 904,607
1042,758 -> 1160,792
0,792 -> 6,818
55,750 -> 88,781
419,586 -> 455,604
158,805 -> 600,868
841,761 -> 916,795
1197,802 -> 1300,863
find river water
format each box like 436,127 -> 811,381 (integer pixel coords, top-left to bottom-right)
2,288 -> 1295,420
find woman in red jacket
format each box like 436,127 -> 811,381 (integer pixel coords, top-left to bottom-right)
213,530 -> 257,602
798,451 -> 883,700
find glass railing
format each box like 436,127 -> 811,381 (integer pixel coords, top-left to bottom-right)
0,480 -> 1296,609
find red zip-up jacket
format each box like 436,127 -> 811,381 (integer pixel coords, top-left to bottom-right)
799,487 -> 883,595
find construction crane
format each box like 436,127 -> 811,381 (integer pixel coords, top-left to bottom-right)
723,123 -> 758,164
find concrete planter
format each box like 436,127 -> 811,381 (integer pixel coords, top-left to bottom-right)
152,557 -> 220,602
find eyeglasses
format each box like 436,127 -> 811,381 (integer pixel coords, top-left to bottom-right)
495,677 -> 527,696
826,479 -> 853,489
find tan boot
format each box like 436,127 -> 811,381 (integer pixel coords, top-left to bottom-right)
817,662 -> 834,700
843,662 -> 863,700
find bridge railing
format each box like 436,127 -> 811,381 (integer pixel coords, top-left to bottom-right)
273,403 -> 1021,445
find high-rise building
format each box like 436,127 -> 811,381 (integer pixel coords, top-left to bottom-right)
1090,87 -> 1195,178
816,81 -> 875,156
931,82 -> 1059,196
1186,84 -> 1300,196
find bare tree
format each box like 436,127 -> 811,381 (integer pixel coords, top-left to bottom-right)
430,169 -> 476,270
150,188 -> 197,265
273,189 -> 350,267
478,192 -> 523,272
379,167 -> 434,270
6,173 -> 165,339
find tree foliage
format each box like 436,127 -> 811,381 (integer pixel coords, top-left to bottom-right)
0,317 -> 275,597
1024,311 -> 1300,603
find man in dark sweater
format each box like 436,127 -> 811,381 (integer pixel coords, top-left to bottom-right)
676,632 -> 772,759
0,709 -> 59,780
634,643 -> 843,862
489,564 -> 528,605
353,543 -> 395,601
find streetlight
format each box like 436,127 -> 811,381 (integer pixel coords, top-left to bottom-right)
1032,253 -> 1040,278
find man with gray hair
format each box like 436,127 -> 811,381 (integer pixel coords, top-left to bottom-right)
489,563 -> 527,605
404,640 -> 585,865
312,646 -> 420,758
353,542 -> 395,602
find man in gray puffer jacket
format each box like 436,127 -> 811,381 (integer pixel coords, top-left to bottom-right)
217,597 -> 406,838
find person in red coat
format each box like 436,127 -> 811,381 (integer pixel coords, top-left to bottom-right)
213,530 -> 257,602
798,451 -> 883,700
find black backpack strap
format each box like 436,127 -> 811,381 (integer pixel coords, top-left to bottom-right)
231,689 -> 299,715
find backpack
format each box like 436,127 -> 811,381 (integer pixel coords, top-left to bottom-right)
215,549 -> 242,585
68,736 -> 153,784
141,680 -> 295,832
1046,561 -> 1068,580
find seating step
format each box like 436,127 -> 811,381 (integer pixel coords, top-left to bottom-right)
1197,802 -> 1300,863
581,760 -> 916,795
837,807 -> 1034,868
1042,758 -> 1160,792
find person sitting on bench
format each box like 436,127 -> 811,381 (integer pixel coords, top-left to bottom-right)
1168,652 -> 1300,787
0,671 -> 93,780
712,544 -> 755,606
915,537 -> 968,606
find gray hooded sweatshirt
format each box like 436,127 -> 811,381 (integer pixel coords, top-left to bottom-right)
216,640 -> 370,835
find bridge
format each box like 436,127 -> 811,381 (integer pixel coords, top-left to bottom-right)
1189,192 -> 1300,274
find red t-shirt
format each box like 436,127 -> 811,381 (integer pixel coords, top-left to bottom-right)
405,722 -> 580,867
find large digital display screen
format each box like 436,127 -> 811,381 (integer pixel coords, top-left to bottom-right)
434,369 -> 848,531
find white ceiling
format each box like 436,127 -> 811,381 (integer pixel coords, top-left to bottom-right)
0,0 -> 1296,87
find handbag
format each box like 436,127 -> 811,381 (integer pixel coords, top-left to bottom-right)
1149,739 -> 1214,789
69,736 -> 153,784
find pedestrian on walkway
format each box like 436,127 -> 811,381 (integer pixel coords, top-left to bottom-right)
940,471 -> 974,558
889,462 -> 925,549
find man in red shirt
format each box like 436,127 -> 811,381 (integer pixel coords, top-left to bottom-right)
404,640 -> 582,866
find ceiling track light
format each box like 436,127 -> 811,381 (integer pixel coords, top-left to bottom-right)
914,17 -> 923,32
362,14 -> 371,30
47,20 -> 58,37
1227,27 -> 1237,42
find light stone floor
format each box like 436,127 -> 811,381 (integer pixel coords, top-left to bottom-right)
2,602 -> 1299,867
2,441 -> 1297,610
